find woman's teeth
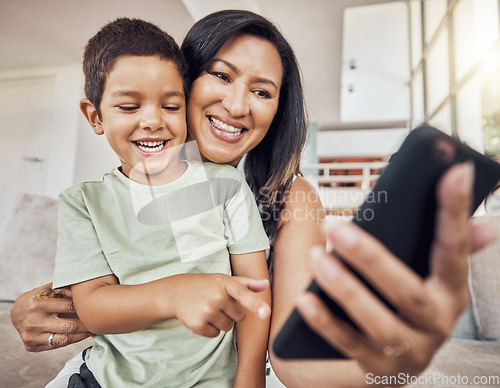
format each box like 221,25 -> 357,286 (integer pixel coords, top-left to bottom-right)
210,117 -> 243,136
135,140 -> 166,152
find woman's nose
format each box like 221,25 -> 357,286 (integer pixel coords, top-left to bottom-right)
140,107 -> 163,131
221,85 -> 249,118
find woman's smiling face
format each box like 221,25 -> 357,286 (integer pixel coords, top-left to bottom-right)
186,34 -> 283,167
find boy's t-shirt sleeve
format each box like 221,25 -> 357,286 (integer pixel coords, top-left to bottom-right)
223,171 -> 270,255
53,189 -> 113,289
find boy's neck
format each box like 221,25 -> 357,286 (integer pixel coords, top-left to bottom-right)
121,159 -> 188,186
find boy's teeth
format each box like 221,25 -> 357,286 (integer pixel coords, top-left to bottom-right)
136,140 -> 165,152
137,141 -> 163,147
210,117 -> 243,135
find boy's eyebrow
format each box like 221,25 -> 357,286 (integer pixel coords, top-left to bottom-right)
211,58 -> 278,91
111,90 -> 184,98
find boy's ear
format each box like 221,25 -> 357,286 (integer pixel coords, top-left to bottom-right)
80,98 -> 104,135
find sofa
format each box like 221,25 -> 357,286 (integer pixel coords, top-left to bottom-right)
0,194 -> 93,388
404,213 -> 500,388
0,193 -> 499,387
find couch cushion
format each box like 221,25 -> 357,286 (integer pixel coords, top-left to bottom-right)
0,193 -> 58,302
0,302 -> 93,388
406,338 -> 500,387
470,214 -> 500,340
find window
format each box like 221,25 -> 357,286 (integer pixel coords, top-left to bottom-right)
453,0 -> 499,82
423,0 -> 447,44
481,52 -> 500,156
425,28 -> 449,115
409,0 -> 500,155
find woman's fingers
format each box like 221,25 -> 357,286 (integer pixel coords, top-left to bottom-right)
296,291 -> 426,376
36,293 -> 77,315
308,249 -> 417,349
296,292 -> 377,359
430,163 -> 474,291
11,283 -> 92,352
300,250 -> 436,375
19,312 -> 92,352
48,332 -> 92,350
32,330 -> 92,352
52,286 -> 73,298
323,223 -> 434,330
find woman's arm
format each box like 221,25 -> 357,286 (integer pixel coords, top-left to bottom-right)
70,272 -> 270,336
269,164 -> 496,387
231,251 -> 271,388
269,176 -> 361,387
10,283 -> 92,351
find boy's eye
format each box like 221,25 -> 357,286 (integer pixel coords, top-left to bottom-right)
253,89 -> 271,99
163,105 -> 181,111
118,105 -> 138,111
212,72 -> 231,83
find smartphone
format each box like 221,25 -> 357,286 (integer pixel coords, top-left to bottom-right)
272,124 -> 500,360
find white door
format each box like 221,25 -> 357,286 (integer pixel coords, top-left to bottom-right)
340,2 -> 410,123
0,76 -> 55,224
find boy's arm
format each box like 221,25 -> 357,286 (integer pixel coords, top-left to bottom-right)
71,274 -> 177,334
231,251 -> 271,388
71,272 -> 270,336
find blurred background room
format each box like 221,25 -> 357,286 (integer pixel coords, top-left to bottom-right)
0,0 -> 499,221
1,2 -> 499,387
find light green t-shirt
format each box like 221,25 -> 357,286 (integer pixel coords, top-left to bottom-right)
53,161 -> 269,387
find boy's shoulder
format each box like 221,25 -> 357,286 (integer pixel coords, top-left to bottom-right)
59,169 -> 119,199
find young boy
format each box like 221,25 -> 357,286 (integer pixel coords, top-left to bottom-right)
52,18 -> 271,387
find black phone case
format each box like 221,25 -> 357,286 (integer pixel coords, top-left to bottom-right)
273,125 -> 500,360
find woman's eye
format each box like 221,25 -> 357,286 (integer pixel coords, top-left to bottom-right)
253,89 -> 271,99
212,72 -> 231,82
118,106 -> 138,111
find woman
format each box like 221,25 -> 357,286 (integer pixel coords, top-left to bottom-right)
10,10 -> 494,387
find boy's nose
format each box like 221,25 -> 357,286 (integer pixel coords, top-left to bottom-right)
140,108 -> 163,131
221,85 -> 249,118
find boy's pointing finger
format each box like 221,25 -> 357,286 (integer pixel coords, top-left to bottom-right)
224,277 -> 271,320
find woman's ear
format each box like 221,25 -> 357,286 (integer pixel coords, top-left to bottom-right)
80,98 -> 104,135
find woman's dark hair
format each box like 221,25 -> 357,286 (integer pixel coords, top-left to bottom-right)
182,10 -> 307,239
83,17 -> 188,118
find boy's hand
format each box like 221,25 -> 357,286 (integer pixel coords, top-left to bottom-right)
169,273 -> 270,337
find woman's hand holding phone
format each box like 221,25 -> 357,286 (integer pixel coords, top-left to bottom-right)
297,163 -> 496,376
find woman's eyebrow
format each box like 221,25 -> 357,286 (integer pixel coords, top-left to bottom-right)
211,58 -> 278,91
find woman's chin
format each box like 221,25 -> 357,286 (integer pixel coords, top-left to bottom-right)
202,148 -> 242,166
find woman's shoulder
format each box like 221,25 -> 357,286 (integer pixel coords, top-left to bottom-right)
286,176 -> 322,206
278,175 -> 325,227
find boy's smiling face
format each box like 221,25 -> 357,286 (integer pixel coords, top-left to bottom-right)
81,55 -> 187,185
